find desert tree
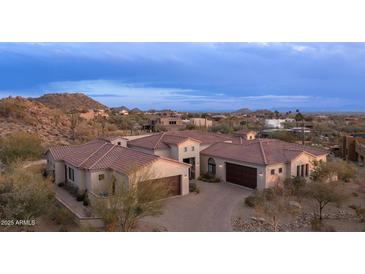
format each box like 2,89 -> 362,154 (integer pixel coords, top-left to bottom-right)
303,180 -> 347,220
310,159 -> 356,183
92,165 -> 169,232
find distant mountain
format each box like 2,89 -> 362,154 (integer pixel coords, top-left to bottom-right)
130,107 -> 142,113
112,106 -> 129,111
233,108 -> 252,114
32,93 -> 107,113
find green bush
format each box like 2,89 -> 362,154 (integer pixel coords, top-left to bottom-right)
189,183 -> 198,192
83,193 -> 90,206
198,172 -> 220,183
244,195 -> 263,208
64,183 -> 79,197
49,206 -> 74,225
356,208 -> 365,222
311,219 -> 336,232
0,132 -> 44,164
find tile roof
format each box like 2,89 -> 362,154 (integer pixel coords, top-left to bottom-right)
201,139 -> 328,166
128,130 -> 240,149
47,139 -> 183,174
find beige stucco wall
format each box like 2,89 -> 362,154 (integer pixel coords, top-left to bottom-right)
173,139 -> 201,178
191,118 -> 213,128
265,163 -> 288,188
289,153 -> 327,178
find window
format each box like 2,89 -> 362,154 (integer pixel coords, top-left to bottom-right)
191,146 -> 195,151
301,165 -> 305,177
208,158 -> 216,175
169,120 -> 177,125
117,142 -> 121,146
98,174 -> 105,181
297,165 -> 300,177
184,147 -> 187,152
68,167 -> 74,181
305,164 -> 309,177
271,169 -> 275,175
279,168 -> 283,174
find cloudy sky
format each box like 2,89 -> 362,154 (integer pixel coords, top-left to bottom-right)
0,42 -> 364,112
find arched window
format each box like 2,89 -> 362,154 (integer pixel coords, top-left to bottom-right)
208,158 -> 216,175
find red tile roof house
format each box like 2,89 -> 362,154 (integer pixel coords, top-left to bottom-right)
46,137 -> 191,200
128,131 -> 328,190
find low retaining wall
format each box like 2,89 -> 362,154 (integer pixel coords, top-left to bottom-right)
55,196 -> 105,229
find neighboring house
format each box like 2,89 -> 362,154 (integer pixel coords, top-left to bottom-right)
342,133 -> 365,165
190,118 -> 213,128
200,139 -> 327,190
46,139 -> 190,199
265,119 -> 287,129
80,109 -> 109,121
233,129 -> 257,140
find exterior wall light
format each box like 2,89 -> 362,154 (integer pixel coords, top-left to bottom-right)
258,172 -> 264,177
219,164 -> 223,168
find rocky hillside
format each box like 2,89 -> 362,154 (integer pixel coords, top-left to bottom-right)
32,93 -> 107,113
0,96 -> 72,145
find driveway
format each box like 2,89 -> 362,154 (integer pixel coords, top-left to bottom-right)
143,180 -> 252,232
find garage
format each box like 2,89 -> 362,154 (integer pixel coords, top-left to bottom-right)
146,175 -> 181,196
226,162 -> 257,189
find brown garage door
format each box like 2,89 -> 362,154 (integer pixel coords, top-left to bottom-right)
146,175 -> 181,196
226,162 -> 257,189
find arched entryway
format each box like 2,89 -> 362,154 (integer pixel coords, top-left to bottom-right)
208,158 -> 216,175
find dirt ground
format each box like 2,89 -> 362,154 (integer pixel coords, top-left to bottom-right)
232,168 -> 365,232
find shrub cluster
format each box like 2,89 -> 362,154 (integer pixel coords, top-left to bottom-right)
198,172 -> 220,183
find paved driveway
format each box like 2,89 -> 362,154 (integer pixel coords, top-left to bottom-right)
144,180 -> 252,232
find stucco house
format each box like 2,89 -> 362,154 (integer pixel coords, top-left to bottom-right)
128,130 -> 328,190
46,138 -> 190,199
190,118 -> 213,128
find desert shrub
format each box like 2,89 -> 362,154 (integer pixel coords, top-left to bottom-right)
64,183 -> 79,197
49,206 -> 74,226
83,194 -> 90,206
283,177 -> 306,197
244,194 -> 263,208
185,124 -> 196,130
355,208 -> 365,222
311,219 -> 336,232
349,204 -> 359,211
198,172 -> 220,183
0,164 -> 54,221
189,183 -> 200,193
0,132 -> 44,164
210,124 -> 232,134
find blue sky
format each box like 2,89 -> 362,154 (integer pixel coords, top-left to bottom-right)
0,42 -> 365,112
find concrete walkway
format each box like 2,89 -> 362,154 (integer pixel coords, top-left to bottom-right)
144,180 -> 252,232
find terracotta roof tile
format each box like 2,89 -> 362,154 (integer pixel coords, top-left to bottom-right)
128,130 -> 240,150
201,139 -> 327,166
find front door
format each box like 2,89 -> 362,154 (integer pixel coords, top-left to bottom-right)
183,157 -> 195,180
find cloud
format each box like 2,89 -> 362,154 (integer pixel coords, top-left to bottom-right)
38,79 -> 348,111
